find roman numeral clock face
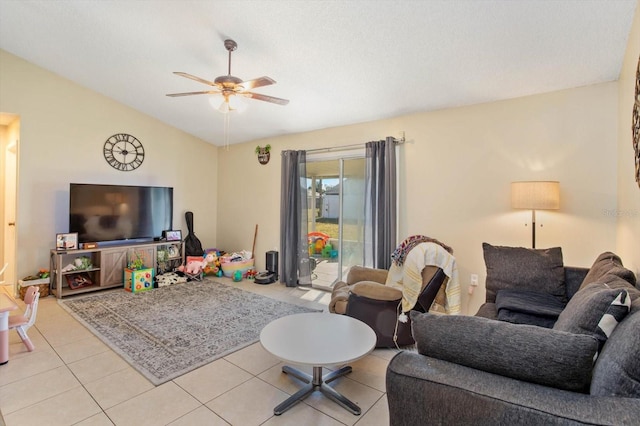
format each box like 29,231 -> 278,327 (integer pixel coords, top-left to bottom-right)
103,133 -> 145,171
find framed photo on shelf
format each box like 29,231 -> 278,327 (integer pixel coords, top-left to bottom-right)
167,245 -> 180,258
56,232 -> 78,250
65,272 -> 93,290
164,229 -> 182,242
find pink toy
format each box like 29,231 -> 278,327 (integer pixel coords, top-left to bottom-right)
178,254 -> 215,276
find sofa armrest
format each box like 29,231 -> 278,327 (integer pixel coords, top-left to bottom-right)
386,351 -> 640,426
411,311 -> 598,392
350,281 -> 402,301
346,265 -> 388,285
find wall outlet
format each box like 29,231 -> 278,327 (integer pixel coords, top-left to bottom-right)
470,274 -> 479,286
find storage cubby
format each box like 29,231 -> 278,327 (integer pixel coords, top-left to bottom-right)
155,243 -> 183,275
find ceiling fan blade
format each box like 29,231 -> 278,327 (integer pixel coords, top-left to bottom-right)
166,90 -> 221,97
173,72 -> 219,87
242,92 -> 289,105
239,76 -> 276,90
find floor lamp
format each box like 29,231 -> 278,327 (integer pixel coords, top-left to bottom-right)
511,181 -> 560,248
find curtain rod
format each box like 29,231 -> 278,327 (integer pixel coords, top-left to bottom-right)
305,133 -> 405,154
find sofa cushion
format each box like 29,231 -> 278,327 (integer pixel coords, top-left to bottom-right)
482,243 -> 566,303
495,289 -> 566,328
580,252 -> 637,291
411,311 -> 598,392
554,282 -> 631,353
591,301 -> 640,397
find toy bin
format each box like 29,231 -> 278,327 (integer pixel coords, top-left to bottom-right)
220,259 -> 254,278
124,268 -> 154,293
18,278 -> 50,299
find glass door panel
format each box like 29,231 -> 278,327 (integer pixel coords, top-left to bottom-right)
306,157 -> 365,290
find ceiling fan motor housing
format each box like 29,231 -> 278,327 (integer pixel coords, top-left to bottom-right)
214,75 -> 243,89
224,39 -> 238,52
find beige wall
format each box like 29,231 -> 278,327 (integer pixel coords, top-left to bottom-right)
616,0 -> 640,276
219,83 -> 620,314
0,50 -> 219,284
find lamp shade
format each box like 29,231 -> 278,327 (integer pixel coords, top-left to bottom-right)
511,181 -> 560,210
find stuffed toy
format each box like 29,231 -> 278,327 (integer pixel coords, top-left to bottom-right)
203,251 -> 220,275
178,253 -> 215,276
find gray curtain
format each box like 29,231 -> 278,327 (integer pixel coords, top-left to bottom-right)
364,137 -> 397,269
280,150 -> 312,287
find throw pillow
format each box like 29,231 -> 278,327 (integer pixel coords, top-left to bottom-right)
482,243 -> 566,303
590,300 -> 640,397
554,281 -> 631,354
411,311 -> 598,392
580,252 -> 637,291
495,289 -> 566,328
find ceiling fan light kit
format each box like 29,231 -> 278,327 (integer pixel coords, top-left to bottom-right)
167,38 -> 289,114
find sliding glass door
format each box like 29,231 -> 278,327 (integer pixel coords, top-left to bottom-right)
306,154 -> 365,290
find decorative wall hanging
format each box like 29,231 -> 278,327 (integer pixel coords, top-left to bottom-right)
103,133 -> 145,171
633,54 -> 640,189
256,144 -> 271,165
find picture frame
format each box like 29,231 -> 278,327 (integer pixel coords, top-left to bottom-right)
65,272 -> 93,290
56,232 -> 78,250
164,229 -> 182,242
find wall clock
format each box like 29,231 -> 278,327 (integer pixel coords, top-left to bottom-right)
103,133 -> 145,171
633,54 -> 640,189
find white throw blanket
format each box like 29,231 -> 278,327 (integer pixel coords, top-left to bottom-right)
386,242 -> 461,314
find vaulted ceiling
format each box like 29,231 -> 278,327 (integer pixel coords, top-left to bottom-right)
0,1 -> 636,146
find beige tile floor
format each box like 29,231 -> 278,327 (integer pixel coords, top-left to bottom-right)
0,278 -> 398,426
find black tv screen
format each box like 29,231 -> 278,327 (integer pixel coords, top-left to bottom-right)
69,183 -> 173,244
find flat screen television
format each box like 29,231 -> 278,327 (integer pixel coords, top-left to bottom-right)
69,183 -> 173,245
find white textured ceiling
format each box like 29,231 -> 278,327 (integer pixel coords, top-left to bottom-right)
0,1 -> 636,146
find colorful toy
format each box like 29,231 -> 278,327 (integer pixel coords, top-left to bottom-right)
233,270 -> 243,282
124,268 -> 154,293
244,269 -> 257,280
321,242 -> 333,258
203,251 -> 221,276
178,253 -> 215,276
308,232 -> 330,254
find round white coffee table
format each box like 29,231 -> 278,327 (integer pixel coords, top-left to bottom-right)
260,312 -> 376,416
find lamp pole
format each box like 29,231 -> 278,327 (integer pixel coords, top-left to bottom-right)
531,209 -> 537,249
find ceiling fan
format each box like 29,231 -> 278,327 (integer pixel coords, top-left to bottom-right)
166,39 -> 289,112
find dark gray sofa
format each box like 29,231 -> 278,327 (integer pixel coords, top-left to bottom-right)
386,249 -> 640,425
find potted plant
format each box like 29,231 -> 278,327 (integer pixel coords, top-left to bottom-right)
127,251 -> 145,270
255,144 -> 271,165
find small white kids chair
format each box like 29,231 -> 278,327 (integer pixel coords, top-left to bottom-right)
9,286 -> 40,351
0,263 -> 7,284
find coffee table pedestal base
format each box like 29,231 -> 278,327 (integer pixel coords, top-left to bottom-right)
274,365 -> 360,416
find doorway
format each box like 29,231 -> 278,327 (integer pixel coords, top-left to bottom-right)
306,153 -> 365,290
1,113 -> 19,295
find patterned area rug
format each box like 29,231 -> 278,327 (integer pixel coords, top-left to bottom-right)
59,280 -> 319,385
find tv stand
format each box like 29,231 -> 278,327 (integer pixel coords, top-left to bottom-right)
50,241 -> 183,298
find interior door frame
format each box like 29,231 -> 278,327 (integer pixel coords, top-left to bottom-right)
1,118 -> 19,294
